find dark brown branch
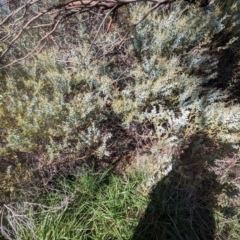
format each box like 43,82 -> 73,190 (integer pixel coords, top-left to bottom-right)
0,0 -> 175,67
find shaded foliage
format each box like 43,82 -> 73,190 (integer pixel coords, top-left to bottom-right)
0,1 -> 240,239
132,134 -> 239,240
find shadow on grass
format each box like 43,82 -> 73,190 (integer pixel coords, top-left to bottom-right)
132,133 -> 236,240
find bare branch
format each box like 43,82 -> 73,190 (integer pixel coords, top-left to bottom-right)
0,0 -> 175,67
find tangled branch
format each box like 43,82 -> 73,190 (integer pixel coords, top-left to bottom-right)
0,0 -> 177,67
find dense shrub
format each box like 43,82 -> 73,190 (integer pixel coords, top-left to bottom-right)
0,1 -> 240,239
0,0 -> 239,195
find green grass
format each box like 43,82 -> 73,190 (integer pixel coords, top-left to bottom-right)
1,170 -> 148,240
1,168 -> 239,240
